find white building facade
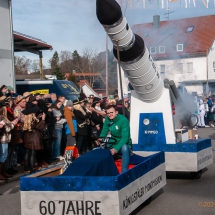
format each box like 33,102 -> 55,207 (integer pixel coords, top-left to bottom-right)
155,40 -> 215,95
0,0 -> 15,88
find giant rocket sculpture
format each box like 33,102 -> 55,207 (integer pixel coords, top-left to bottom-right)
96,0 -> 164,102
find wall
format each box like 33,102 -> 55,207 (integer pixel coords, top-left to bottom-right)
155,57 -> 206,83
155,56 -> 207,94
208,40 -> 215,80
0,0 -> 15,88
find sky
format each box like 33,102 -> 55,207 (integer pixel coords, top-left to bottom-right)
12,0 -> 215,67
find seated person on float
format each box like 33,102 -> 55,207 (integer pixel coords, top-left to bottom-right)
97,104 -> 132,173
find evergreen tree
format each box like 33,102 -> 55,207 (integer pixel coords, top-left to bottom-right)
53,65 -> 65,80
72,50 -> 82,73
50,51 -> 59,69
50,51 -> 64,80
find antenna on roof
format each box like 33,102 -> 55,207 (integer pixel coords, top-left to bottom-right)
163,7 -> 174,20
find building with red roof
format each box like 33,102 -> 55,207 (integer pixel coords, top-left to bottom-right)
130,15 -> 215,95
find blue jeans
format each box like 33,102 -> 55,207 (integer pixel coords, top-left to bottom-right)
118,144 -> 130,173
94,144 -> 130,173
52,129 -> 62,159
0,143 -> 8,163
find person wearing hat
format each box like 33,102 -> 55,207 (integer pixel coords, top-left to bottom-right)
7,86 -> 18,98
73,98 -> 92,155
0,99 -> 18,180
80,93 -> 87,101
22,106 -> 46,173
88,94 -> 94,106
64,100 -> 77,147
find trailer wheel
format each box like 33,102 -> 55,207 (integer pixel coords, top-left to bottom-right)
190,170 -> 202,179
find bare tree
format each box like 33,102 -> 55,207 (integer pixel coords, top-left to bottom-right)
59,51 -> 73,74
31,59 -> 39,73
14,56 -> 32,74
81,47 -> 105,87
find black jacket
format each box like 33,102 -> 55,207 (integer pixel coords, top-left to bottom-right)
74,108 -> 91,136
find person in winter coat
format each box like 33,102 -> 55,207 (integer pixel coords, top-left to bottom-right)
0,99 -> 18,180
64,100 -> 77,146
52,100 -> 66,160
41,98 -> 57,164
198,99 -> 206,128
73,98 -> 92,155
5,98 -> 22,175
22,106 -> 46,173
91,97 -> 104,138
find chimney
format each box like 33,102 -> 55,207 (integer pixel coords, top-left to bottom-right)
153,15 -> 160,29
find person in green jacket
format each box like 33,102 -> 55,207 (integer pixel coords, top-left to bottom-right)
98,104 -> 132,172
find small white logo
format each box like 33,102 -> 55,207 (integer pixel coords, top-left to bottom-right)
145,130 -> 158,134
143,119 -> 150,125
115,125 -> 119,130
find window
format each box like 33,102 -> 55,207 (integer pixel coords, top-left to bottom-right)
150,47 -> 156,54
169,28 -> 176,34
186,26 -> 194,33
213,62 -> 215,72
177,63 -> 183,73
187,62 -> 193,73
177,44 -> 183,52
159,46 -> 165,53
160,65 -> 165,73
160,29 -> 167,35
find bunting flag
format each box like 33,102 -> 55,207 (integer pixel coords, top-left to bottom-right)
161,0 -> 164,8
143,0 -> 146,8
202,0 -> 207,7
193,0 -> 196,7
130,0 -> 133,8
116,0 -> 214,8
185,0 -> 188,8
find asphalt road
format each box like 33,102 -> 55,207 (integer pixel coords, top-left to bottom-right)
0,127 -> 215,215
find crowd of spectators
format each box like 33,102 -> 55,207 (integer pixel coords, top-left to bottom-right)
0,84 -> 130,180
